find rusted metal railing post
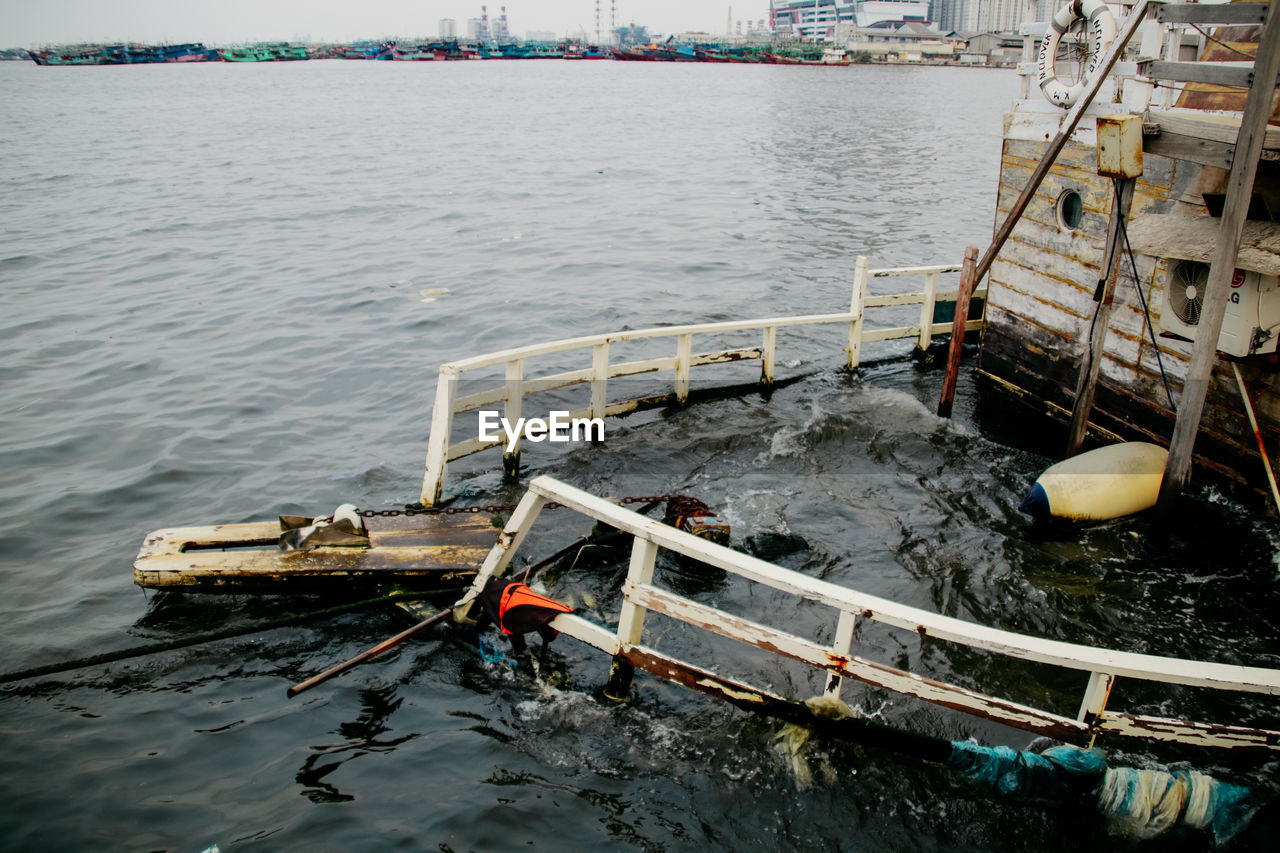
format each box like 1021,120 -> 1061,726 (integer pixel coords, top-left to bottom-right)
1077,671 -> 1116,747
761,325 -> 777,385
591,343 -> 609,419
603,537 -> 658,701
502,359 -> 524,480
420,366 -> 459,507
937,246 -> 979,418
1077,671 -> 1115,723
675,334 -> 692,403
917,270 -> 941,352
848,255 -> 869,369
824,610 -> 858,698
616,537 -> 657,642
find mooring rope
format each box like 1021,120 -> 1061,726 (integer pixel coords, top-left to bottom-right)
0,591 -> 438,686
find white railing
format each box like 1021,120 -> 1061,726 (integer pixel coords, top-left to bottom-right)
461,476 -> 1280,751
420,256 -> 984,506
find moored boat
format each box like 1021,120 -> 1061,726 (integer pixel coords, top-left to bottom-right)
220,42 -> 310,62
30,42 -> 218,65
609,47 -> 657,61
29,46 -> 109,66
220,44 -> 277,62
267,42 -> 309,61
975,0 -> 1280,504
392,44 -> 437,60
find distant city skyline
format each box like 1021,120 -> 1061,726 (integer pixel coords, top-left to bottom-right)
0,0 -> 771,46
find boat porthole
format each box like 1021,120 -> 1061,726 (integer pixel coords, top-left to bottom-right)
1056,189 -> 1084,231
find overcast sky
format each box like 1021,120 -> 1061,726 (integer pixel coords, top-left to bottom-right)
2,1 -> 771,46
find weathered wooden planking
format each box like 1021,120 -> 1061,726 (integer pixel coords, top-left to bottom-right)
1140,60 -> 1272,90
980,117 -> 1280,497
134,513 -> 496,593
1158,3 -> 1270,26
1143,109 -> 1280,170
1126,214 -> 1280,276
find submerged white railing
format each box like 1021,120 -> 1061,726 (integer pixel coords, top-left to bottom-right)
421,257 -> 984,506
462,476 -> 1280,751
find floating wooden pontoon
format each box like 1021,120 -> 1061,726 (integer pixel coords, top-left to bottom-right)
133,512 -> 495,594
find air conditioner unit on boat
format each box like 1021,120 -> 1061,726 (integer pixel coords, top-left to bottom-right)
1158,259 -> 1280,358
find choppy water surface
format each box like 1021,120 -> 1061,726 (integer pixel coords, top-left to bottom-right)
2,60 -> 1278,851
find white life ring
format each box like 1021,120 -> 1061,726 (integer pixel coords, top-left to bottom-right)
1037,0 -> 1118,108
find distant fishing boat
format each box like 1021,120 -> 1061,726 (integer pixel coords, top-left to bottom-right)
329,44 -> 367,60
162,44 -> 218,62
392,44 -> 437,61
220,42 -> 309,62
820,47 -> 852,65
29,42 -> 217,65
220,44 -> 277,62
28,46 -> 109,66
608,47 -> 655,61
268,42 -> 309,61
360,42 -> 396,61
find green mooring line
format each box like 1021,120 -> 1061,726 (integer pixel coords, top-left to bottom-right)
0,591 -> 437,686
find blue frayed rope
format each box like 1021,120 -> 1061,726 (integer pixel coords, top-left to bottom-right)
945,741 -> 1255,843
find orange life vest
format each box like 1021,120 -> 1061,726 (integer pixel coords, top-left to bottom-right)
479,576 -> 573,636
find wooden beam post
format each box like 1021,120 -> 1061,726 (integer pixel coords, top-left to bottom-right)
1066,178 -> 1136,455
937,245 -> 979,418
1158,0 -> 1280,512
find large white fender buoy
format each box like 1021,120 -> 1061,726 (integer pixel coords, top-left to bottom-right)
1037,0 -> 1118,108
1020,442 -> 1167,521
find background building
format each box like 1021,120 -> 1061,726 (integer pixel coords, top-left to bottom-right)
931,0 -> 1052,34
439,18 -> 457,38
771,0 -> 932,40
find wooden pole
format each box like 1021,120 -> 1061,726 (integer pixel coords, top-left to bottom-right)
937,245 -> 979,418
1232,363 -> 1280,515
1157,0 -> 1280,512
286,608 -> 451,697
286,534 -> 592,697
1065,178 -> 1136,455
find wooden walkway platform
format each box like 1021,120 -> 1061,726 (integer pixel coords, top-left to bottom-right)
133,512 -> 496,594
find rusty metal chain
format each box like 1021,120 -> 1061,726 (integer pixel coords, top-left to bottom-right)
358,494 -> 684,519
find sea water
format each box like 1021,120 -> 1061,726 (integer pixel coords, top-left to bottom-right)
2,59 -> 1278,851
